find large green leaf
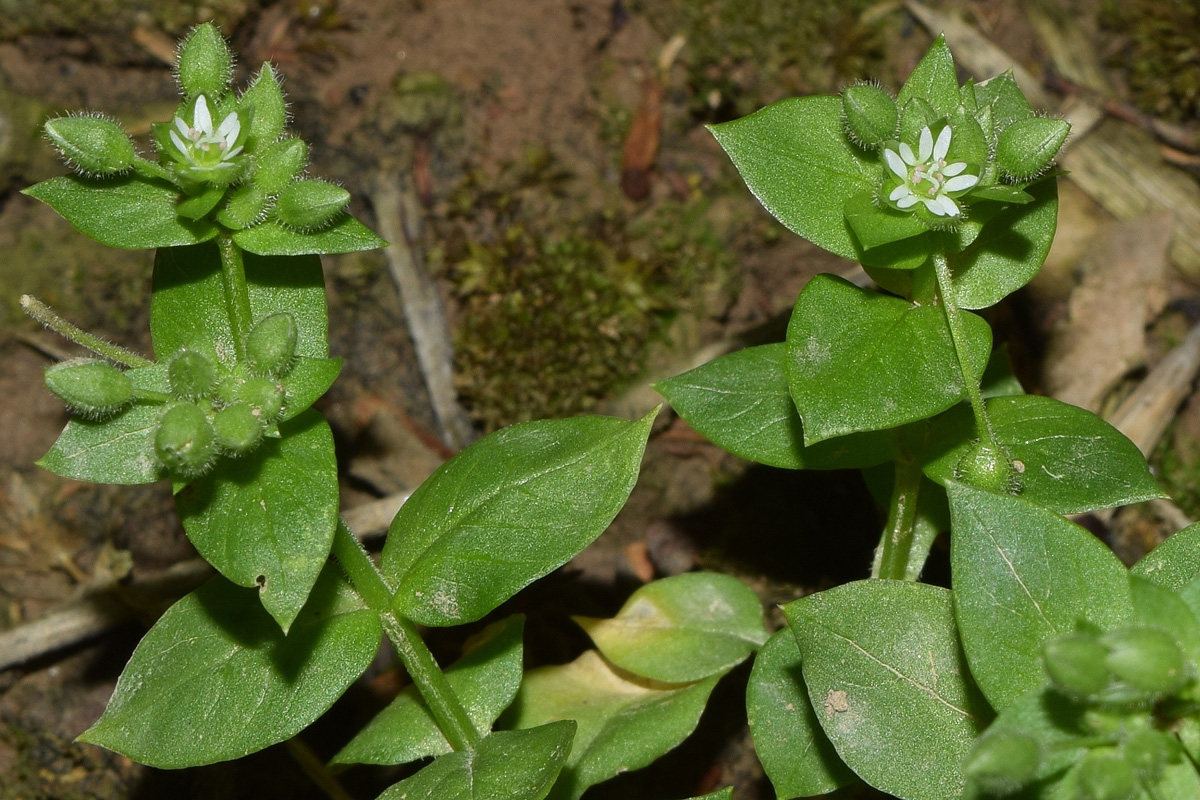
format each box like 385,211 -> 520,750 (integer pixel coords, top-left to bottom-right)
332,615 -> 525,766
1129,574 -> 1200,667
232,215 -> 386,256
786,274 -> 991,443
23,175 -> 218,249
785,580 -> 993,800
922,395 -> 1164,514
77,565 -> 381,768
503,650 -> 718,800
708,96 -> 875,260
896,34 -> 961,118
1132,522 -> 1200,591
747,629 -> 856,798
177,409 -> 339,632
376,722 -> 576,800
574,572 -> 768,683
655,343 -> 899,470
383,411 -> 655,627
948,483 -> 1132,710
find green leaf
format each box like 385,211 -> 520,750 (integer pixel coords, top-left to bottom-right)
969,184 -> 1035,204
1129,574 -> 1200,667
332,615 -> 525,766
1146,757 -> 1200,800
922,395 -> 1164,514
377,722 -> 576,800
39,401 -> 164,485
949,176 -> 1059,310
784,580 -> 993,800
232,215 -> 386,256
747,629 -> 856,797
23,175 -> 217,249
707,96 -> 875,260
684,791 -> 733,800
574,572 -> 768,683
844,190 -> 928,251
975,72 -> 1035,132
948,482 -> 1132,710
280,356 -> 341,422
655,343 -> 899,470
383,411 -> 656,627
896,34 -> 961,117
176,409 -> 339,632
151,242 -> 331,361
77,564 -> 380,768
786,274 -> 991,443
503,650 -> 718,800
1132,522 -> 1200,591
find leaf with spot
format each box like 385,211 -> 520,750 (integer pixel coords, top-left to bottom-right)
784,580 -> 993,800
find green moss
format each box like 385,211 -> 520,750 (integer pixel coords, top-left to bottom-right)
1101,0 -> 1200,122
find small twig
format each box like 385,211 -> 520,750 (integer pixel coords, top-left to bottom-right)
284,737 -> 357,800
21,295 -> 154,369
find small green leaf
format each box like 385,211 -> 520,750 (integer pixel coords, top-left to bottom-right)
383,411 -> 655,627
708,96 -> 875,260
39,402 -> 163,484
77,564 -> 381,768
233,215 -> 386,256
376,722 -> 576,800
332,615 -> 525,766
784,580 -> 993,800
175,23 -> 232,98
654,343 -> 899,470
176,184 -> 227,220
280,357 -> 341,421
896,34 -> 961,117
969,184 -> 1035,204
177,409 -> 339,632
503,650 -> 718,800
574,573 -> 768,683
844,190 -> 928,251
786,274 -> 991,443
948,482 -> 1132,709
747,629 -> 856,797
237,64 -> 287,150
1132,522 -> 1200,591
1128,574 -> 1200,674
923,395 -> 1163,514
975,72 -> 1035,132
24,176 -> 218,249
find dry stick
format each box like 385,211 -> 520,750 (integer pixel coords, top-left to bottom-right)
370,174 -> 475,450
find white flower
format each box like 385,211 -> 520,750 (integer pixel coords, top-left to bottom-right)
169,95 -> 244,166
883,125 -> 978,217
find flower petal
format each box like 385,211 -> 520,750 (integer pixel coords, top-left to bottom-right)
933,125 -> 952,161
174,116 -> 191,138
942,161 -> 967,177
169,129 -> 190,157
922,196 -> 946,216
884,148 -> 909,179
899,142 -> 918,166
889,184 -> 911,202
896,194 -> 920,209
918,127 -> 934,163
937,195 -> 960,216
194,95 -> 213,135
217,112 -> 240,142
223,145 -> 244,160
943,174 -> 979,193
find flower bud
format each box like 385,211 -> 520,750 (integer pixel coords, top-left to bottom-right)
44,358 -> 133,419
246,312 -> 298,377
1075,750 -> 1136,800
236,376 -> 285,420
155,402 -> 216,478
954,441 -> 1022,494
44,115 -> 136,176
1044,632 -> 1111,698
168,349 -> 218,400
841,84 -> 897,150
963,730 -> 1040,794
212,403 -> 264,454
214,183 -> 270,230
1123,729 -> 1174,781
995,117 -> 1070,182
176,23 -> 233,99
1103,627 -> 1188,695
253,138 -> 308,195
237,64 -> 287,150
274,179 -> 350,231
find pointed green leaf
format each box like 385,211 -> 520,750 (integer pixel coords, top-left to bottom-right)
975,72 -> 1035,132
1132,522 -> 1200,591
279,356 -> 341,422
332,615 -> 525,766
784,580 -> 993,800
504,650 -> 718,800
77,565 -> 380,768
844,190 -> 928,251
377,722 -> 576,800
747,629 -> 856,797
948,483 -> 1132,709
922,395 -> 1164,514
897,35 -> 961,117
655,344 -> 899,470
233,215 -> 386,256
24,176 -> 217,249
177,409 -> 338,632
786,274 -> 991,443
707,96 -> 875,260
574,572 -> 768,683
39,403 -> 163,485
383,411 -> 655,627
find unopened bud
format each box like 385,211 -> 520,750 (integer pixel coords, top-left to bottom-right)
1044,633 -> 1111,698
963,729 -> 1040,794
176,23 -> 233,98
841,84 -> 897,150
1075,750 -> 1136,800
168,349 -> 218,400
44,115 -> 136,176
246,313 -> 298,377
995,117 -> 1069,182
45,358 -> 133,419
253,138 -> 308,195
1103,627 -> 1188,695
155,402 -> 216,478
236,375 -> 284,420
212,403 -> 264,454
954,441 -> 1022,494
274,179 -> 350,232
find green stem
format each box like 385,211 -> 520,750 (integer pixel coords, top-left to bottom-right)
330,521 -> 480,752
217,235 -> 254,362
931,251 -> 994,445
875,456 -> 923,580
21,295 -> 154,368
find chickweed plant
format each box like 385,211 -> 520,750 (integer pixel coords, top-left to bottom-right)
22,23 -> 1200,800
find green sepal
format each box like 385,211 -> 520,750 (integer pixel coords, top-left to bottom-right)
44,115 -> 136,176
175,22 -> 233,99
23,175 -> 218,250
233,215 -> 387,256
77,564 -> 381,768
211,403 -> 264,454
237,64 -> 287,150
176,184 -> 227,220
274,179 -> 351,232
214,182 -> 270,230
154,401 -> 216,479
844,189 -> 928,250
252,137 -> 308,194
246,312 -> 298,377
896,34 -> 961,117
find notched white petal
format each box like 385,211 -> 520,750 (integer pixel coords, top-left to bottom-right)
169,130 -> 189,156
896,195 -> 920,209
943,174 -> 979,193
938,195 -> 960,216
217,112 -> 240,141
884,149 -> 908,179
889,184 -> 910,202
933,126 -> 952,161
194,95 -> 213,134
899,142 -> 918,166
918,126 -> 934,162
942,162 -> 967,177
922,197 -> 947,216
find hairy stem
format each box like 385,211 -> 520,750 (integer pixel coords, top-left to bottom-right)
874,456 -> 923,580
21,295 -> 154,368
217,235 -> 254,362
330,520 -> 393,611
932,251 -> 994,445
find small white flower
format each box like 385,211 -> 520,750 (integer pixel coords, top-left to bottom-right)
883,125 -> 978,217
168,95 -> 244,166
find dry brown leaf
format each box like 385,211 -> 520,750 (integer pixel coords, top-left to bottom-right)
620,74 -> 662,201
